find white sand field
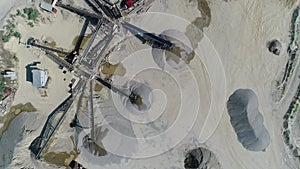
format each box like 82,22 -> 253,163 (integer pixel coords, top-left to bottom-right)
0,0 -> 299,169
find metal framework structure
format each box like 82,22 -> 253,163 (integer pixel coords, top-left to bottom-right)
28,0 -> 170,160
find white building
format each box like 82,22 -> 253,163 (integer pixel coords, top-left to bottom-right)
2,70 -> 16,78
31,69 -> 49,88
103,0 -> 119,5
40,0 -> 57,13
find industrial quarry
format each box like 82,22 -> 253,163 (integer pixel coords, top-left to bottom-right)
0,0 -> 300,169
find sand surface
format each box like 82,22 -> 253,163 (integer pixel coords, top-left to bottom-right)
0,0 -> 300,169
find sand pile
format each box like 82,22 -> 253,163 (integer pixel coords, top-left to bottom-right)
76,92 -> 138,159
107,39 -> 202,157
226,89 -> 270,151
267,39 -> 282,55
152,29 -> 194,70
112,67 -> 180,130
121,80 -> 153,112
82,134 -> 107,157
0,103 -> 36,139
0,112 -> 40,168
184,147 -> 221,169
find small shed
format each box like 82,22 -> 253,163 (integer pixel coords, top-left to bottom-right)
40,0 -> 57,14
1,70 -> 16,78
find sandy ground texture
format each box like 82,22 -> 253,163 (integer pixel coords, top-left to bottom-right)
76,0 -> 299,169
0,0 -> 299,169
0,0 -> 31,23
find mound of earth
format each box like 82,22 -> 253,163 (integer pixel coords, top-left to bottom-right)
227,89 -> 270,151
184,147 -> 221,169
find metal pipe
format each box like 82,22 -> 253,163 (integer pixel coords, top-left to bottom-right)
89,80 -> 95,141
122,22 -> 173,49
95,76 -> 129,96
